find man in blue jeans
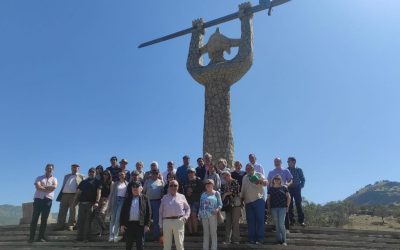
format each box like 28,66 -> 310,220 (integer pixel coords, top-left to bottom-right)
240,163 -> 268,244
143,169 -> 164,241
287,157 -> 306,226
29,164 -> 58,243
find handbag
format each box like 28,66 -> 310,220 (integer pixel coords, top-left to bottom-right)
217,211 -> 225,224
233,196 -> 242,207
221,197 -> 232,212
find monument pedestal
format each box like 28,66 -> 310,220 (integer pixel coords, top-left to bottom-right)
19,202 -> 55,225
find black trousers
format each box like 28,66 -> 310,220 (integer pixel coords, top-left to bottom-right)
77,202 -> 94,240
125,221 -> 144,250
29,198 -> 52,240
288,187 -> 304,224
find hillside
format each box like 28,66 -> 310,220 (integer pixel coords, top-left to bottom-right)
0,205 -> 22,225
345,180 -> 400,206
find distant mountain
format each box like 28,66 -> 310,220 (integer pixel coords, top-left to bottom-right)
345,180 -> 400,206
0,205 -> 22,225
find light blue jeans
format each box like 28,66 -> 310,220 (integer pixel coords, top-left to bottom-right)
109,196 -> 125,240
271,207 -> 287,243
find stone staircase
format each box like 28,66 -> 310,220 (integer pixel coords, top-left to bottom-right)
0,223 -> 399,250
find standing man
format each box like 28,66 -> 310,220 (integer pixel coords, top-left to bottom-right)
231,161 -> 245,190
135,161 -> 145,183
55,164 -> 84,231
107,156 -> 121,182
195,157 -> 206,180
240,164 -> 268,244
120,181 -> 151,250
120,159 -> 131,182
143,169 -> 164,241
176,155 -> 192,188
144,161 -> 163,182
267,158 -> 293,188
287,157 -> 306,227
183,168 -> 203,235
159,180 -> 190,250
216,158 -> 230,186
29,164 -> 58,243
72,168 -> 102,242
249,154 -> 265,175
162,161 -> 176,183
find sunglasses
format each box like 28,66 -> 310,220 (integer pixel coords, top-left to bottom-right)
169,185 -> 178,188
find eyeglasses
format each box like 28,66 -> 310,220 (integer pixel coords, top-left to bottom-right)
169,185 -> 178,188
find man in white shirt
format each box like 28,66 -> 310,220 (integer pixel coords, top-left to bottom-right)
249,154 -> 265,175
55,164 -> 84,231
29,164 -> 58,243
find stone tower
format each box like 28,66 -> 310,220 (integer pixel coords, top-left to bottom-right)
187,3 -> 253,167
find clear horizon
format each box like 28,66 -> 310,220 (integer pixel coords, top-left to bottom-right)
0,0 -> 399,212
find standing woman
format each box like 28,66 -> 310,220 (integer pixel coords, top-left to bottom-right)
221,171 -> 241,244
267,175 -> 291,246
198,179 -> 222,250
204,165 -> 221,191
94,170 -> 112,237
95,165 -> 104,181
108,172 -> 128,242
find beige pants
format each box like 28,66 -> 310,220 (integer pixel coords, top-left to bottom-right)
202,214 -> 218,250
57,193 -> 76,227
225,206 -> 241,242
163,218 -> 185,250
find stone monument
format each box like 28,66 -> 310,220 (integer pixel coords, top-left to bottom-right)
187,3 -> 254,167
139,0 -> 291,167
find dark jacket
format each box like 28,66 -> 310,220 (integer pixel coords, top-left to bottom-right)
120,194 -> 151,227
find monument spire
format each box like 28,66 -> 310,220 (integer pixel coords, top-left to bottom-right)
187,3 -> 254,167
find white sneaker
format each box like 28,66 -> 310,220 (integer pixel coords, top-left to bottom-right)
282,242 -> 288,246
286,229 -> 290,234
108,237 -> 114,242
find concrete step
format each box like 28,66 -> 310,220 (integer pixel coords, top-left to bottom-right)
0,241 -> 390,250
1,224 -> 399,250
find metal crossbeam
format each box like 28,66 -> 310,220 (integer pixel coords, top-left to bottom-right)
138,0 -> 291,48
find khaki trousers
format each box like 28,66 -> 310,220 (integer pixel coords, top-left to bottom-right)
162,218 -> 185,250
225,206 -> 241,242
57,193 -> 76,227
202,214 -> 218,250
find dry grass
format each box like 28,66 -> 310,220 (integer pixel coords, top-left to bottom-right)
343,214 -> 400,232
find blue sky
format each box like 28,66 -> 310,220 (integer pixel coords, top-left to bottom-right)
0,0 -> 399,210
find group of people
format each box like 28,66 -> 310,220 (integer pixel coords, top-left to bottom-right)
28,153 -> 306,250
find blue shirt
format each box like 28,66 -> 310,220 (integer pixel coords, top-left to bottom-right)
176,165 -> 191,187
267,168 -> 293,184
198,191 -> 222,219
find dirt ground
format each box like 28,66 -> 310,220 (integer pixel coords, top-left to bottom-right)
343,214 -> 400,231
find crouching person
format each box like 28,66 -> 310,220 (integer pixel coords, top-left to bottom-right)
120,181 -> 151,250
